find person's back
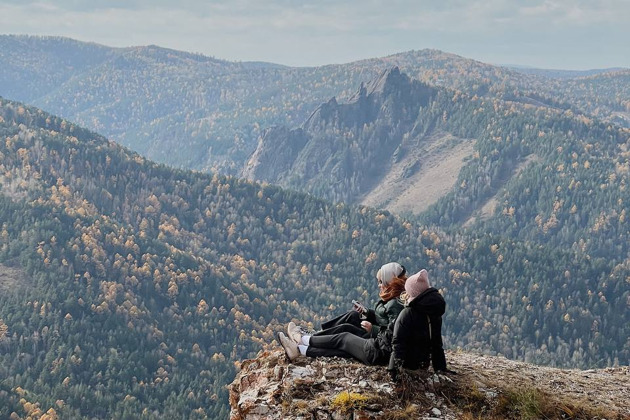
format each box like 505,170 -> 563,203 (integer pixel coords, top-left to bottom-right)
388,270 -> 448,375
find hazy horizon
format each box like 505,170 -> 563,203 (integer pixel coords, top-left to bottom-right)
1,0 -> 628,71
3,33 -> 629,73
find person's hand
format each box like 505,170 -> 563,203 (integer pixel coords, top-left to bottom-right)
353,301 -> 366,314
361,321 -> 372,333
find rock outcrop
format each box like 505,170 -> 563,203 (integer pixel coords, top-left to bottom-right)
230,349 -> 630,420
242,67 -> 474,212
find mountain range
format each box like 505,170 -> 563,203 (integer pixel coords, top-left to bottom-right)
1,35 -> 629,177
0,35 -> 629,418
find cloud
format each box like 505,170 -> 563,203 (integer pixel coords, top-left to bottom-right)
518,0 -> 629,25
391,0 -> 517,32
0,0 -> 628,68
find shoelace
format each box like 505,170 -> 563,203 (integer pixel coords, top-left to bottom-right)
298,326 -> 316,335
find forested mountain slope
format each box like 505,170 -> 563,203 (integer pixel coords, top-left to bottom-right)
243,65 -> 630,251
0,36 -> 116,103
1,35 -> 628,175
508,67 -> 626,79
0,98 -> 628,418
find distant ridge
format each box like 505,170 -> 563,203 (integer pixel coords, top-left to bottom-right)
508,65 -> 628,79
1,35 -> 628,174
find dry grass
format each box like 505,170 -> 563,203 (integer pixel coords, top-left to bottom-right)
495,387 -> 548,419
380,403 -> 420,420
449,351 -> 630,419
496,386 -> 622,419
329,391 -> 371,414
446,379 -> 622,420
394,370 -> 433,405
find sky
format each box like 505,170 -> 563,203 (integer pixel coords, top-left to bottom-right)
0,0 -> 628,70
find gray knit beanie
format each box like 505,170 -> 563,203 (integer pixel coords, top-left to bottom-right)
376,262 -> 405,286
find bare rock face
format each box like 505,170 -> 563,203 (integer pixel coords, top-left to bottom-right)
240,67 -> 448,207
242,127 -> 309,184
230,350 -> 630,420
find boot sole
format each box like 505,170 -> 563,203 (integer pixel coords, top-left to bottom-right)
276,332 -> 294,361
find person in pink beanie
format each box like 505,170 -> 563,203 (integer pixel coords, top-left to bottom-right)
387,269 -> 452,380
404,269 -> 431,302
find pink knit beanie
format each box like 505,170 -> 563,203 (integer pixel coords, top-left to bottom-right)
405,269 -> 430,302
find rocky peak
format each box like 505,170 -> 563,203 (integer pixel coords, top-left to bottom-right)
241,67 -> 442,204
229,350 -> 629,419
302,96 -> 341,132
347,66 -> 409,103
302,67 -> 427,133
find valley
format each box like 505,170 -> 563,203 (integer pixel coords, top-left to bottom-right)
0,37 -> 628,419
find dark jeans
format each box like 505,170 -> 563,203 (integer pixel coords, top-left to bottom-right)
318,311 -> 369,338
306,332 -> 377,365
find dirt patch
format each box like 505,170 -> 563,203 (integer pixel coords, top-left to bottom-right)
0,262 -> 29,294
360,131 -> 475,215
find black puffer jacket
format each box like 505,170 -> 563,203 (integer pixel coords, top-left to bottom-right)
364,326 -> 394,366
387,287 -> 447,372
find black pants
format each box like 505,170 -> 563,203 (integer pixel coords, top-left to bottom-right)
318,311 -> 369,338
305,332 -> 377,364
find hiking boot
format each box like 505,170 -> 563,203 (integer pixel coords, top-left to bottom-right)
287,322 -> 303,344
298,324 -> 316,335
276,332 -> 300,361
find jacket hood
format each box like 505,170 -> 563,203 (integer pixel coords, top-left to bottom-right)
407,287 -> 445,316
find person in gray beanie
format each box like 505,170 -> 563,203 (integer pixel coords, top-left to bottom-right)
287,262 -> 407,342
276,268 -> 451,374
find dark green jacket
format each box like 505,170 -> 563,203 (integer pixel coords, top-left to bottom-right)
366,297 -> 404,338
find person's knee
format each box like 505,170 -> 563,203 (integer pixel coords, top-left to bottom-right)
336,323 -> 358,334
348,311 -> 361,323
336,332 -> 354,346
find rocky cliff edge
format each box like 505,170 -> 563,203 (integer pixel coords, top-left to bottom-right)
229,350 -> 629,420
